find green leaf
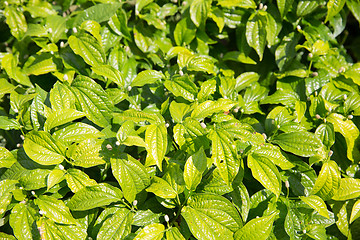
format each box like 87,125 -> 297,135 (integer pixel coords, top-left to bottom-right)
272,131 -> 324,157
182,193 -> 242,240
190,0 -> 212,27
326,113 -> 360,161
332,178 -> 360,200
10,203 -> 40,240
97,208 -> 133,240
231,183 -> 251,222
191,99 -> 235,120
235,72 -> 259,92
0,147 -> 17,168
131,70 -> 164,87
47,169 -> 65,190
135,0 -> 154,14
108,8 -> 131,40
343,63 -> 360,86
133,223 -> 165,240
277,0 -> 294,18
72,3 -> 121,27
275,32 -> 300,71
252,144 -> 294,170
315,123 -> 335,149
350,199 -> 360,224
297,0 -> 319,16
37,218 -> 86,240
234,212 -> 277,240
246,13 -> 266,61
45,15 -> 66,43
145,176 -> 177,199
67,183 -> 123,211
347,0 -> 360,25
169,101 -> 191,123
164,75 -> 198,102
23,131 -> 66,165
4,6 -> 27,40
133,210 -> 161,227
300,195 -> 329,218
68,33 -> 105,67
0,78 -> 16,96
184,147 -> 207,191
67,75 -> 114,128
209,129 -> 240,185
0,116 -> 21,130
247,153 -> 281,198
92,65 -> 125,88
217,0 -> 256,8
23,53 -> 57,76
66,139 -> 106,168
311,161 -> 340,200
65,168 -> 97,193
174,17 -> 197,46
166,227 -> 186,240
325,0 -> 346,22
111,153 -> 150,203
197,79 -> 217,102
113,110 -> 163,125
145,124 -> 167,171
0,232 -> 16,240
1,54 -> 32,87
0,179 -> 18,215
53,122 -> 104,144
35,195 -> 77,225
44,109 -> 85,132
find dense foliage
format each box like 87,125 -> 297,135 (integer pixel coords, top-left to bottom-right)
1,0 -> 360,239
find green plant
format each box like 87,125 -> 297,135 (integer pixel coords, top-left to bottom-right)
1,0 -> 360,239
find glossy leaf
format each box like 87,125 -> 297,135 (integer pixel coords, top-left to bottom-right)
246,13 -> 266,61
145,124 -> 167,171
182,193 -> 242,240
44,108 -> 85,132
234,212 -> 277,240
191,99 -> 235,120
300,195 -> 329,218
133,223 -> 165,240
67,183 -> 123,211
23,131 -> 66,165
65,168 -> 97,193
272,131 -> 324,157
190,0 -> 212,27
111,153 -> 150,203
131,70 -> 164,87
9,203 -> 40,240
184,147 -> 207,191
332,178 -> 360,200
35,195 -> 77,224
311,160 -> 340,200
97,208 -> 133,240
4,6 -> 27,40
247,153 -> 281,198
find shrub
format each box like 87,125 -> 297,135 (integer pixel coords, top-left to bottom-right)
1,0 -> 360,239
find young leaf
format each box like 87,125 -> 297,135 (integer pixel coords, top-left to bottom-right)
145,176 -> 177,199
66,139 -> 106,168
68,33 -> 105,67
272,131 -> 323,157
234,212 -> 277,240
44,108 -> 85,132
350,199 -> 360,224
37,218 -> 86,240
145,124 -> 167,171
300,195 -> 329,218
326,113 -> 360,161
133,223 -> 165,240
65,168 -> 97,193
166,227 -> 186,240
191,99 -> 235,120
209,129 -> 240,185
311,160 -> 340,200
190,0 -> 212,27
35,195 -> 77,225
184,147 -> 207,191
326,0 -> 346,22
247,153 -> 281,198
246,13 -> 266,61
97,208 -> 133,240
4,6 -> 27,40
23,131 -> 66,165
111,153 -> 150,203
67,183 -> 123,211
182,193 -> 242,240
92,65 -> 125,88
9,203 -> 40,240
332,178 -> 360,201
131,70 -> 164,87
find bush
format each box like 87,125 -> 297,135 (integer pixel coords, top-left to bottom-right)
1,0 -> 360,239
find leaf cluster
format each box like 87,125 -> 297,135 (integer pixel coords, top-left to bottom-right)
1,0 -> 360,239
